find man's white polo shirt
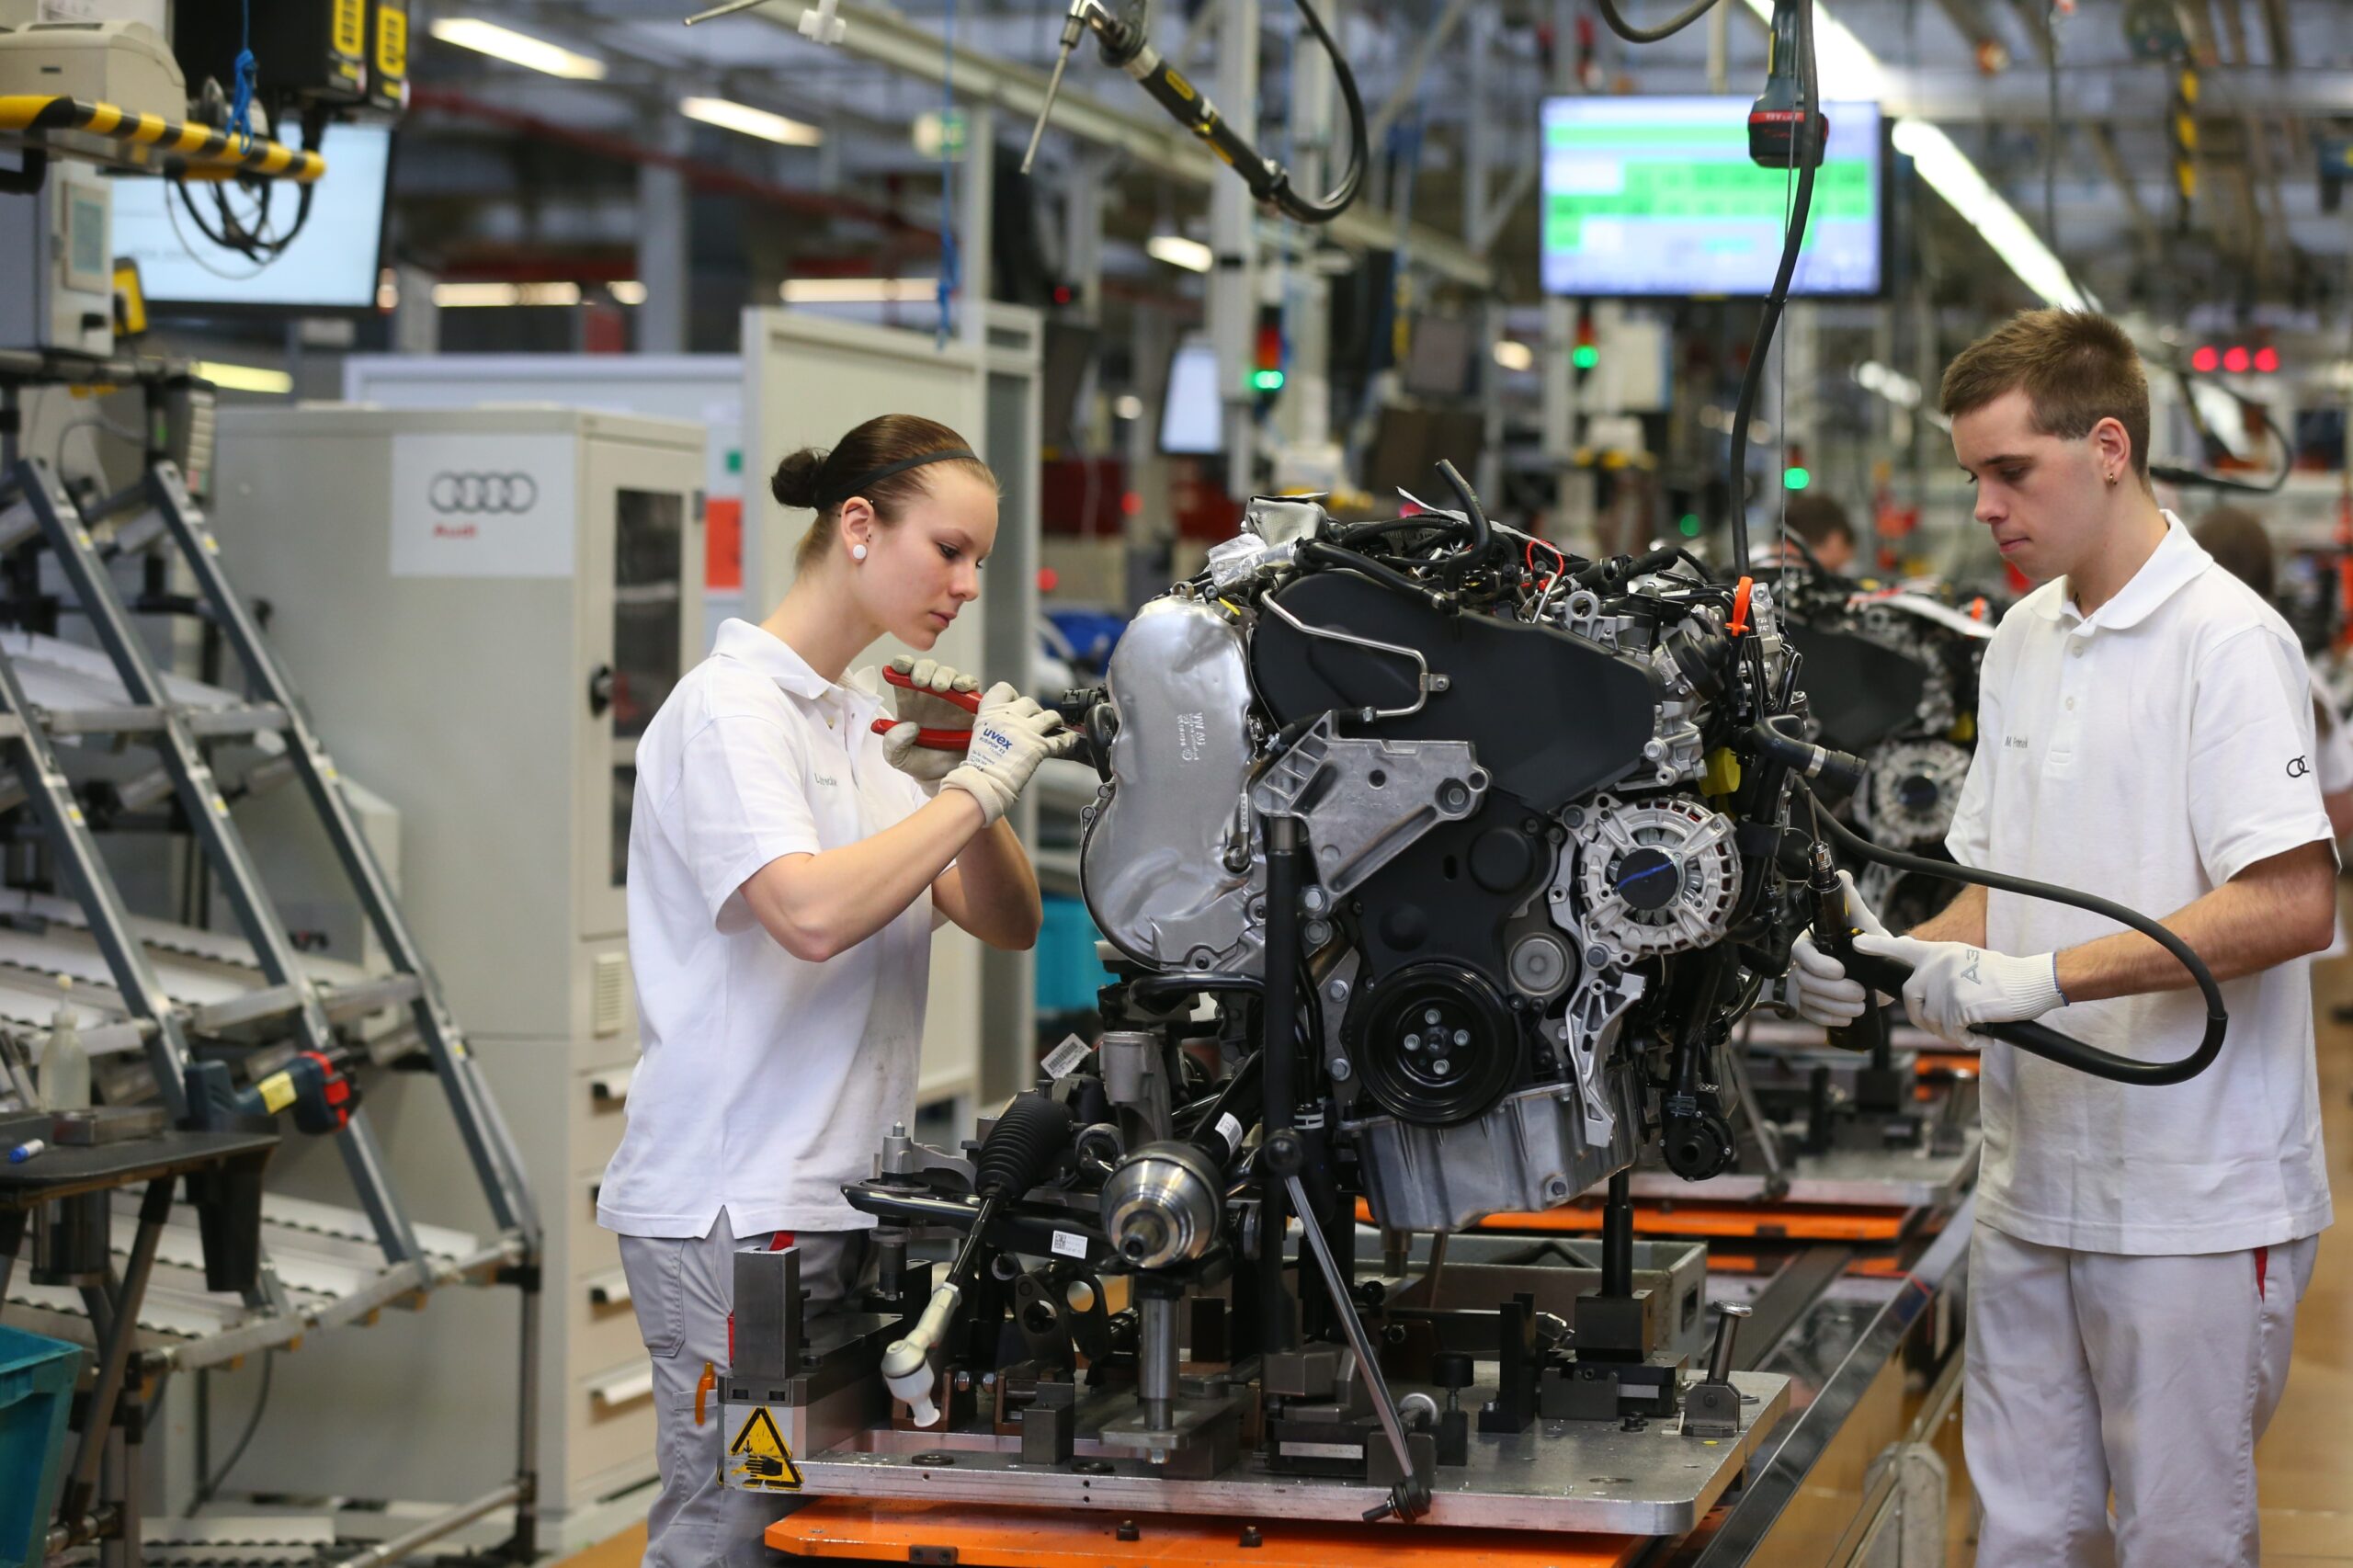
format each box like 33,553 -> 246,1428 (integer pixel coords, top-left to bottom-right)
597,619 -> 934,1240
1946,512 -> 2334,1254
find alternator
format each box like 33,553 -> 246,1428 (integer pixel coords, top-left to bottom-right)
1572,794 -> 1742,961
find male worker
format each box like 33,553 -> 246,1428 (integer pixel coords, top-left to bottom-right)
1787,309 -> 2335,1567
1752,491 -> 1859,574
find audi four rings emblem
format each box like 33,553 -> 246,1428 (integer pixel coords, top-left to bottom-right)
428,472 -> 540,515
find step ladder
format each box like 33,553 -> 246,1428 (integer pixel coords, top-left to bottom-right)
0,448 -> 540,1290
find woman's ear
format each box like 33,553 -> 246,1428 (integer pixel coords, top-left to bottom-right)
838,496 -> 875,559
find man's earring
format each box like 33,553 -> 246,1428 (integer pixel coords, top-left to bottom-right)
851,542 -> 869,560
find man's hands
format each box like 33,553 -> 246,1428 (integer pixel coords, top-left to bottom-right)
940,684 -> 1080,826
881,654 -> 982,790
1851,931 -> 2063,1046
1784,872 -> 2063,1044
1785,871 -> 1887,1027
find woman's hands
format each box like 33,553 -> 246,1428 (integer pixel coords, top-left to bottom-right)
940,684 -> 1081,825
880,654 -> 982,791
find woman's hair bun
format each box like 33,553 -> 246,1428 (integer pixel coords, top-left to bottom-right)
770,447 -> 831,510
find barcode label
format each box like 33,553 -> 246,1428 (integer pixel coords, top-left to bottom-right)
1051,1230 -> 1089,1260
1041,1034 -> 1095,1078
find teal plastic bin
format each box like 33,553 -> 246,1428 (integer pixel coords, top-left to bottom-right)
1036,894 -> 1115,1016
0,1324 -> 83,1568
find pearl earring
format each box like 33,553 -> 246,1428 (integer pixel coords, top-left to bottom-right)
851,543 -> 869,560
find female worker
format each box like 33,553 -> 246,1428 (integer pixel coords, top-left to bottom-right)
597,415 -> 1074,1567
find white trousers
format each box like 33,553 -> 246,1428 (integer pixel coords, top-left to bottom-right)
1965,1221 -> 2319,1568
617,1211 -> 869,1568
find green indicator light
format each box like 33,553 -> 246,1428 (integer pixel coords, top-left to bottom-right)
1571,344 -> 1599,370
1677,513 -> 1702,538
1250,369 -> 1286,392
1783,466 -> 1811,491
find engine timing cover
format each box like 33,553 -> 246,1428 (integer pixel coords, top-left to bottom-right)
1081,597 -> 1259,970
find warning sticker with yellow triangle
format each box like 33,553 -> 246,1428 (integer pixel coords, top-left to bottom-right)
726,1405 -> 804,1492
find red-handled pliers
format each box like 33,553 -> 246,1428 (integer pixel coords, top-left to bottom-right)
869,663 -> 983,751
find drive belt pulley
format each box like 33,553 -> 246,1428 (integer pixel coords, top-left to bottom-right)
1347,961 -> 1521,1126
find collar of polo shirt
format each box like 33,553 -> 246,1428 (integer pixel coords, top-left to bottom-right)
711,618 -> 834,699
2034,510 -> 2212,631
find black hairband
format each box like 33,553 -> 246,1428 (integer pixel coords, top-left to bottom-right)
818,449 -> 978,509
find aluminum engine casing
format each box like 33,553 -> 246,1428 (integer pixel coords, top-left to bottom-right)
1081,595 -> 1261,971
1350,1067 -> 1645,1232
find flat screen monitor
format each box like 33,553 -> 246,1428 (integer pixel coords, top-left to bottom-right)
111,121 -> 392,312
1159,339 -> 1223,456
1540,96 -> 1883,299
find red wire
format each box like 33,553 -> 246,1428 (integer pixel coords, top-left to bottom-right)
1525,537 -> 1568,596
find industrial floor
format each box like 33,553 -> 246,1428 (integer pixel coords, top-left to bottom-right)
553,947 -> 2353,1568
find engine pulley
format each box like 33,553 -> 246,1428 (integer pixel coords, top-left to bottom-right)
1347,961 -> 1521,1127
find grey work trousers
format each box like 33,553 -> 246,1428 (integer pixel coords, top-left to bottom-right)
617,1211 -> 868,1568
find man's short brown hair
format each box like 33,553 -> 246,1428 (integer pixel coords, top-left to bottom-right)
1938,309 -> 2151,483
1782,493 -> 1854,550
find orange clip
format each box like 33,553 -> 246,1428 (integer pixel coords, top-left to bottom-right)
1727,574 -> 1755,636
695,1360 -> 715,1426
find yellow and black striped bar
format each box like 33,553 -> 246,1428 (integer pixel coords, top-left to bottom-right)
0,94 -> 325,181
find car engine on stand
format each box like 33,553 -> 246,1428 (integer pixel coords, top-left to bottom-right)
709,469 -> 1912,1529
1779,573 -> 1995,933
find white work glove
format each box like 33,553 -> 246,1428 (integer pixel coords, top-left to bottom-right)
881,654 -> 983,791
1783,871 -> 1887,1027
939,683 -> 1079,827
1849,930 -> 2063,1047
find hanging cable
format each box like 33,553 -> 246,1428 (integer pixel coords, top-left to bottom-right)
1594,0 -> 1730,44
1722,0 -> 1820,573
1024,0 -> 1368,224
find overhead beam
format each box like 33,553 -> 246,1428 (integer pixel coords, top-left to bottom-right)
1366,0 -> 1476,148
1619,63 -> 2353,119
734,0 -> 1492,286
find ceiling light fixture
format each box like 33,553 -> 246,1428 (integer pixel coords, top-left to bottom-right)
681,96 -> 824,146
427,17 -> 607,80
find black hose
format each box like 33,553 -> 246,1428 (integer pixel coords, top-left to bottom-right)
1802,786 -> 2228,1086
1130,972 -> 1262,1008
1295,540 -> 1452,608
1596,0 -> 1731,44
1186,1051 -> 1264,1165
1277,0 -> 1370,223
1433,460 -> 1492,569
1723,0 -> 1819,572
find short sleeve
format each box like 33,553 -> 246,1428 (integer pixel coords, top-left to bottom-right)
671,714 -> 823,927
2188,626 -> 2335,886
1944,682 -> 1999,869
